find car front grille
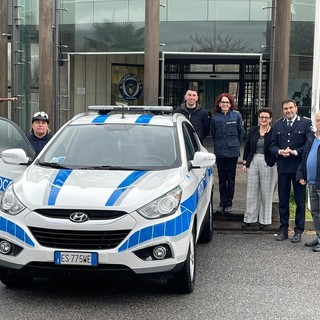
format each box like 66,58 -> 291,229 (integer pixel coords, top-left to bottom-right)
29,227 -> 131,250
34,209 -> 127,220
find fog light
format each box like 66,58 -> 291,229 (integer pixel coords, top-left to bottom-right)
153,246 -> 167,260
0,241 -> 12,254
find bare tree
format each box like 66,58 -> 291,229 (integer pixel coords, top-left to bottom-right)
190,33 -> 252,53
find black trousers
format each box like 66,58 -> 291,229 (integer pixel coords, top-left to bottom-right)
278,172 -> 306,234
216,157 -> 238,208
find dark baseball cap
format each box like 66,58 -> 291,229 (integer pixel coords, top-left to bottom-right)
32,111 -> 49,123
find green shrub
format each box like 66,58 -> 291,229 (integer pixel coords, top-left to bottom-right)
289,188 -> 312,220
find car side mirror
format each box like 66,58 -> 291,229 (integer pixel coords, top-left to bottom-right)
1,148 -> 31,165
189,151 -> 216,170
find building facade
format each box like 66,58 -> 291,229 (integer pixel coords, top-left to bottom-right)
1,0 -> 316,133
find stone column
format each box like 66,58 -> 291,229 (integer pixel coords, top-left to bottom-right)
272,0 -> 291,120
39,1 -> 54,119
144,0 -> 160,106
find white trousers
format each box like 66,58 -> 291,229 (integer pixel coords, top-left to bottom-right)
244,154 -> 276,225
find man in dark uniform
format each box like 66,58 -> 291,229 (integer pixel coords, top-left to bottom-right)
270,98 -> 312,242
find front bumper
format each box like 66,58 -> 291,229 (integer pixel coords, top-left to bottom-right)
0,212 -> 191,278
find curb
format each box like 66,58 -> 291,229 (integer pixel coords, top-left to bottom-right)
213,214 -> 315,232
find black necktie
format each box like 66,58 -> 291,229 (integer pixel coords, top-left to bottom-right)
287,120 -> 292,127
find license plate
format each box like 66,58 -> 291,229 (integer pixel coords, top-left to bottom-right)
54,251 -> 98,266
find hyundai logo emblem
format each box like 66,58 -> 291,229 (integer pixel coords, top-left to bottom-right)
69,211 -> 89,223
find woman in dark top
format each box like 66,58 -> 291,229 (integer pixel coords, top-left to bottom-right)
242,108 -> 277,229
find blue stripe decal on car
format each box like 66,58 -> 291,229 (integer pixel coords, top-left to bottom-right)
0,176 -> 13,192
92,114 -> 110,123
105,170 -> 147,206
48,169 -> 73,205
118,167 -> 213,252
0,216 -> 35,247
135,114 -> 154,124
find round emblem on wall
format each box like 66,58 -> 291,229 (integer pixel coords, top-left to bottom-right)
119,73 -> 143,100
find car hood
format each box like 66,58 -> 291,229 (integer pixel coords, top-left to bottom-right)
14,165 -> 184,211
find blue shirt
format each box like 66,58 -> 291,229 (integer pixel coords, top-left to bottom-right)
306,135 -> 320,184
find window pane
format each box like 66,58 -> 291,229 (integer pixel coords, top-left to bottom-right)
94,1 -> 128,23
129,0 -> 145,22
167,0 -> 208,21
76,2 -> 94,24
291,0 -> 316,22
160,21 -> 268,52
249,0 -> 273,21
208,0 -> 250,21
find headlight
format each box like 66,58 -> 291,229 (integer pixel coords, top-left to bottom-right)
137,186 -> 182,219
0,184 -> 25,215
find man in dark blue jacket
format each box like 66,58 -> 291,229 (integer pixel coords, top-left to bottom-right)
270,98 -> 312,243
174,88 -> 211,144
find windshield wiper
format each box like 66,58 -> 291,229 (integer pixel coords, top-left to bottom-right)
38,161 -> 71,169
77,165 -> 139,170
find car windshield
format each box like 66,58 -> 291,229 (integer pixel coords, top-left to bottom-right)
39,123 -> 180,170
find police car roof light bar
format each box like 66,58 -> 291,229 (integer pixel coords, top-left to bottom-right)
88,105 -> 173,116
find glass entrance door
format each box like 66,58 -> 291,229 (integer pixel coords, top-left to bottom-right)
162,57 -> 268,137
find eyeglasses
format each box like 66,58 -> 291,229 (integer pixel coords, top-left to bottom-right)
220,101 -> 230,105
33,111 -> 48,119
259,116 -> 271,120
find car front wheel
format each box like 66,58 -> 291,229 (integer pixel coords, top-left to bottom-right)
168,227 -> 196,294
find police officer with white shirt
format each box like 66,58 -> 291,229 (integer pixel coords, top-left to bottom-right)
270,98 -> 312,243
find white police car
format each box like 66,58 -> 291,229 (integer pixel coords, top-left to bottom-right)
0,106 -> 215,293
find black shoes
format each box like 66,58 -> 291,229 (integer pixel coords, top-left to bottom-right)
276,232 -> 302,242
292,233 -> 302,243
259,224 -> 266,231
241,223 -> 266,230
216,206 -> 224,214
216,205 -> 232,215
305,238 -> 319,247
224,206 -> 232,214
304,238 -> 320,251
313,244 -> 320,252
276,232 -> 288,241
242,222 -> 251,228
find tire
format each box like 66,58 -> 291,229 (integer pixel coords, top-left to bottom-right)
168,227 -> 196,294
0,270 -> 33,288
199,191 -> 214,243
